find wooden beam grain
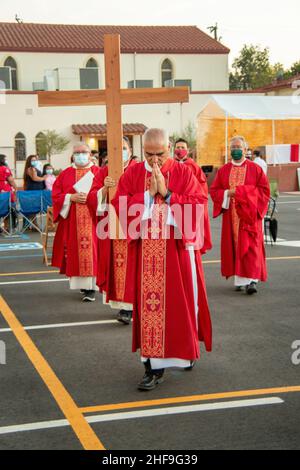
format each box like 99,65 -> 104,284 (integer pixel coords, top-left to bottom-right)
120,87 -> 189,105
38,90 -> 106,107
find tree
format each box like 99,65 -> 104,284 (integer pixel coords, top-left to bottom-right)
271,62 -> 285,81
230,45 -> 274,90
288,60 -> 300,77
36,130 -> 70,165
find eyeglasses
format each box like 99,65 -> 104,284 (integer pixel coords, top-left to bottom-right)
145,151 -> 165,157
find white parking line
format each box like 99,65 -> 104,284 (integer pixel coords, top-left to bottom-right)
0,319 -> 118,333
0,397 -> 283,435
0,279 -> 68,286
277,201 -> 300,204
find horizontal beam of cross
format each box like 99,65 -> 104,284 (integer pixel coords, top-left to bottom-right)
37,87 -> 189,107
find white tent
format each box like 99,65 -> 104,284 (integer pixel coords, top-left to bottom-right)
198,95 -> 300,163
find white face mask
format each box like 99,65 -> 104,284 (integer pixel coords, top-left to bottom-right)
74,153 -> 89,167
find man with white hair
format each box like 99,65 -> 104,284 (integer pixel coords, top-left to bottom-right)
210,136 -> 270,294
112,128 -> 212,391
52,144 -> 100,301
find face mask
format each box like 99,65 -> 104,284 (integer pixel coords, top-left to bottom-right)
74,153 -> 89,167
46,169 -> 53,175
174,149 -> 188,161
31,161 -> 39,168
122,149 -> 129,162
231,149 -> 244,161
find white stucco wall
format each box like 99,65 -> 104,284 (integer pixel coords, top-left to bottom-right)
0,51 -> 229,92
0,92 -> 212,178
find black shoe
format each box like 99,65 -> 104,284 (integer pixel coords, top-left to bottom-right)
184,360 -> 196,371
80,289 -> 85,294
82,290 -> 96,302
246,282 -> 258,295
235,286 -> 243,292
116,310 -> 132,325
137,369 -> 165,391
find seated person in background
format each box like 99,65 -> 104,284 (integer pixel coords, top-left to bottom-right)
23,155 -> 46,190
43,163 -> 56,191
0,154 -> 17,199
0,154 -> 18,232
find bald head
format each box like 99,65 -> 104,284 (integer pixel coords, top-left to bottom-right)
143,128 -> 169,148
143,128 -> 170,168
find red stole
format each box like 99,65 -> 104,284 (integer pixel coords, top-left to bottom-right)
229,164 -> 247,251
75,168 -> 94,277
140,165 -> 170,357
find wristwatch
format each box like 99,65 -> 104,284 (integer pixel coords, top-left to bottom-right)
164,189 -> 172,200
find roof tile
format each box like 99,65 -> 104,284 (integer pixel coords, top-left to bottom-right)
72,123 -> 147,135
0,23 -> 229,54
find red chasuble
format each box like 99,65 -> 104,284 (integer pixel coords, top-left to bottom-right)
87,159 -> 137,304
112,158 -> 212,360
210,159 -> 270,281
183,158 -> 212,254
52,165 -> 100,277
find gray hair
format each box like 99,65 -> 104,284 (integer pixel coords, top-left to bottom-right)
230,136 -> 247,149
143,128 -> 169,147
73,143 -> 91,152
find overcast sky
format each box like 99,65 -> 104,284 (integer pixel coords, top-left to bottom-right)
0,0 -> 299,69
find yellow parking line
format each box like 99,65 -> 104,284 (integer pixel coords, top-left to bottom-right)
80,385 -> 300,414
0,296 -> 105,451
0,271 -> 59,277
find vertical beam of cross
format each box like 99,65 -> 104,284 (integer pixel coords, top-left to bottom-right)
104,35 -> 123,201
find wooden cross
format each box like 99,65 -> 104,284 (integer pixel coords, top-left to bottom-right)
38,34 -> 189,197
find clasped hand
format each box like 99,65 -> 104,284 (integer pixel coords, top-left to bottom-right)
149,163 -> 167,198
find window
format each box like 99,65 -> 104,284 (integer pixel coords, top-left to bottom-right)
4,56 -> 18,90
86,58 -> 98,68
80,58 -> 99,89
161,59 -> 173,87
174,79 -> 192,91
128,80 -> 153,88
0,67 -> 11,89
35,132 -> 47,160
15,132 -> 26,161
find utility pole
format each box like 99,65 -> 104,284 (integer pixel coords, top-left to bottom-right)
207,23 -> 222,42
15,14 -> 23,24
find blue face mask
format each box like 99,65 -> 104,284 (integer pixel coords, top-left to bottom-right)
31,160 -> 39,168
46,169 -> 53,175
122,149 -> 129,162
74,153 -> 89,167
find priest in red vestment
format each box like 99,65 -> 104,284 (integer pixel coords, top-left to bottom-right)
87,137 -> 138,323
210,136 -> 270,295
174,138 -> 212,254
112,128 -> 212,391
52,144 -> 100,302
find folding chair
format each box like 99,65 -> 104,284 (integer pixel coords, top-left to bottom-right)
264,197 -> 278,246
0,192 -> 12,236
16,190 -> 44,234
41,206 -> 57,266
